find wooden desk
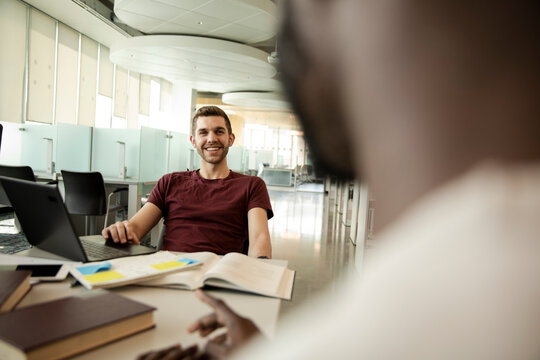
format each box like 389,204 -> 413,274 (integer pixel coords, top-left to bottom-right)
7,249 -> 284,360
18,282 -> 281,359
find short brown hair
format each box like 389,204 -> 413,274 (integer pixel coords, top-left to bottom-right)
192,106 -> 232,136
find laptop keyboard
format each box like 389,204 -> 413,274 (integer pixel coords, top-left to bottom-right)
80,238 -> 129,260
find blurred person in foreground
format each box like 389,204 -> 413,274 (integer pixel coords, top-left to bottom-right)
139,1 -> 540,359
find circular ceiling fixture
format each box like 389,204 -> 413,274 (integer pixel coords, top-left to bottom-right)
222,92 -> 290,110
114,0 -> 277,44
110,35 -> 278,93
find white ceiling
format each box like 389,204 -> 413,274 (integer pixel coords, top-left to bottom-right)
114,0 -> 277,44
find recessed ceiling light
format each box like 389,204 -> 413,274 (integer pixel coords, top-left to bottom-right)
197,21 -> 203,25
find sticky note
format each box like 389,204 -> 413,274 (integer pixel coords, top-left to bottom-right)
76,262 -> 112,275
151,261 -> 185,270
151,258 -> 199,271
83,270 -> 124,283
177,258 -> 199,265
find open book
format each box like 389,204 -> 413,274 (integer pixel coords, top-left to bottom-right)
139,252 -> 296,300
69,251 -> 202,290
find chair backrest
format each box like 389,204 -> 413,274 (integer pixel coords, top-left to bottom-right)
0,165 -> 36,182
61,170 -> 107,216
0,165 -> 36,206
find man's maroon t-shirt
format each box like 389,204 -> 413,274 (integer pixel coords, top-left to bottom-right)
147,170 -> 273,255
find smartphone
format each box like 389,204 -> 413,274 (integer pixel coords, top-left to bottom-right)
0,264 -> 70,281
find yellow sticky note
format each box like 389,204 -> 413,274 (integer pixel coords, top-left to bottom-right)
83,270 -> 124,283
152,261 -> 187,271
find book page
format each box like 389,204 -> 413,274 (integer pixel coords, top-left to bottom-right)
138,252 -> 221,289
202,253 -> 286,296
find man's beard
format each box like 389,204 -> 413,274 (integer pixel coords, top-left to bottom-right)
197,143 -> 230,165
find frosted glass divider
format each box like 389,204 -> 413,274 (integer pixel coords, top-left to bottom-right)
19,123 -> 57,174
227,146 -> 244,173
242,149 -> 250,172
56,123 -> 92,172
92,128 -> 140,178
139,126 -> 168,182
167,131 -> 190,173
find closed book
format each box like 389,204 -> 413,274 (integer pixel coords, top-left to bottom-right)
0,270 -> 31,313
0,292 -> 156,360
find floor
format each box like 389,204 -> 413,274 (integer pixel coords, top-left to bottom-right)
267,184 -> 358,317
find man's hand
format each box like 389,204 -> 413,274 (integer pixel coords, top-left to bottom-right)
101,202 -> 162,246
102,220 -> 140,245
187,290 -> 262,359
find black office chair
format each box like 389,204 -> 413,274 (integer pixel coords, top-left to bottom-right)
0,165 -> 39,230
0,165 -> 37,207
61,170 -> 128,235
0,164 -> 35,182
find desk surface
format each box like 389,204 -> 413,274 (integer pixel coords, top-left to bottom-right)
19,282 -> 281,359
7,251 -> 283,360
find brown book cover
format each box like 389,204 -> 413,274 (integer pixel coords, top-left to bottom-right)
0,270 -> 31,313
0,292 -> 156,360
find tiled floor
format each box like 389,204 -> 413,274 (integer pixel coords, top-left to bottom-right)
267,185 -> 358,317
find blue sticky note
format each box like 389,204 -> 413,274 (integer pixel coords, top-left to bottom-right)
177,258 -> 199,265
76,262 -> 112,275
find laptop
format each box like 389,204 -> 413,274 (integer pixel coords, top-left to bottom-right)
0,176 -> 156,262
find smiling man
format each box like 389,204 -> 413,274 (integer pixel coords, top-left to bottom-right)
103,106 -> 273,258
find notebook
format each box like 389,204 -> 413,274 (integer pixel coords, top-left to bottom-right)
0,176 -> 156,262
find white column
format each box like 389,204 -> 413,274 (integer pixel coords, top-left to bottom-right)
171,84 -> 196,134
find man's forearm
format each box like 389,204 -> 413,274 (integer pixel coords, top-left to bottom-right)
248,236 -> 272,258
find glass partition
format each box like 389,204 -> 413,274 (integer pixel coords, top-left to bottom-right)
139,126 -> 168,182
227,146 -> 244,173
56,123 -> 92,172
190,149 -> 200,170
168,131 -> 190,173
257,150 -> 274,167
242,149 -> 250,173
20,123 -> 57,174
1,122 -> 210,182
92,128 -> 140,179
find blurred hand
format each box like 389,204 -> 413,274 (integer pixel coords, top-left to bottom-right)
136,344 -> 203,360
187,290 -> 262,359
101,220 -> 140,245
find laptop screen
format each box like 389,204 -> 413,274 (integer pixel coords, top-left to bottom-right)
0,176 -> 88,262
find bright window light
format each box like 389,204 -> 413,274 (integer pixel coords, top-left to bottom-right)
95,94 -> 112,128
